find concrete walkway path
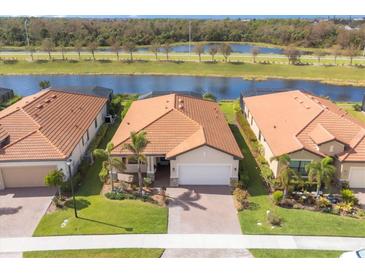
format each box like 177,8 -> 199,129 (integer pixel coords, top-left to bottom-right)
1,234 -> 364,253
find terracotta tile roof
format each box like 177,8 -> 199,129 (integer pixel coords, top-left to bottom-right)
308,123 -> 335,145
244,90 -> 365,162
111,94 -> 243,159
0,89 -> 107,161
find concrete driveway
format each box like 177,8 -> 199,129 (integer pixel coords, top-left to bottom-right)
0,187 -> 55,237
163,186 -> 252,258
166,186 -> 242,234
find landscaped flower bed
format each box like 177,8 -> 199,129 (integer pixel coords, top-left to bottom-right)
272,189 -> 365,219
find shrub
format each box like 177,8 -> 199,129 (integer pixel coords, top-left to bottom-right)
78,158 -> 89,177
105,191 -> 137,200
233,188 -> 249,203
341,189 -> 356,204
261,164 -> 274,183
335,202 -> 354,215
272,190 -> 284,205
341,181 -> 350,190
317,196 -> 332,209
353,103 -> 362,112
267,211 -> 281,226
143,177 -> 152,187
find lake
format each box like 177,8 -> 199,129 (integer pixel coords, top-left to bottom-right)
136,43 -> 286,55
0,43 -> 286,55
0,74 -> 364,102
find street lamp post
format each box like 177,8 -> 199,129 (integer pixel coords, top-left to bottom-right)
66,159 -> 78,218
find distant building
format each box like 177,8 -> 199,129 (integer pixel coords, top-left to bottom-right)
52,86 -> 113,101
0,87 -> 14,103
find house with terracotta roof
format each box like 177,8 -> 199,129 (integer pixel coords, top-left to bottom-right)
242,90 -> 365,188
0,89 -> 108,189
111,93 -> 243,186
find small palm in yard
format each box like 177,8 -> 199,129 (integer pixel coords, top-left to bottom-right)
305,156 -> 336,195
45,169 -> 65,199
271,154 -> 296,198
123,131 -> 149,196
93,142 -> 125,190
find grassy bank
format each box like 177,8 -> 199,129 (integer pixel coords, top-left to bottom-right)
23,249 -> 164,258
0,60 -> 365,86
249,249 -> 343,258
337,102 -> 365,123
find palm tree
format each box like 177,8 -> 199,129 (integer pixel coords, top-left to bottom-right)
208,46 -> 218,62
93,142 -> 125,191
87,41 -> 98,61
111,41 -> 121,61
123,131 -> 149,195
123,41 -> 137,62
150,42 -> 160,61
163,41 -> 172,61
74,41 -> 83,61
194,43 -> 205,62
305,156 -> 336,195
271,154 -> 295,198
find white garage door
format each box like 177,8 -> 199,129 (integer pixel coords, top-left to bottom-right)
349,167 -> 365,188
178,164 -> 231,185
2,165 -> 57,188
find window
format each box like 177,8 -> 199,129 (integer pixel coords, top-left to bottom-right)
289,160 -> 311,177
94,118 -> 98,128
258,130 -> 262,141
81,136 -> 84,146
250,116 -> 253,125
86,130 -> 90,141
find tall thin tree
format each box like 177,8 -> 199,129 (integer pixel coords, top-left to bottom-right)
150,42 -> 160,61
87,41 -> 98,61
194,43 -> 205,62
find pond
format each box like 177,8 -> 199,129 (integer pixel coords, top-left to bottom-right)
0,74 -> 364,102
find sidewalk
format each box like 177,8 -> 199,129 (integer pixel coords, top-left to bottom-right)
1,234 -> 365,253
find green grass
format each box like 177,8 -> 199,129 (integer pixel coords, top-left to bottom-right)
33,119 -> 168,236
249,249 -> 343,258
0,95 -> 22,110
220,101 -> 365,237
0,59 -> 364,86
23,249 -> 164,258
337,102 -> 365,123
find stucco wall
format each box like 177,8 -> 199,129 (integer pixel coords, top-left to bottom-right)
318,140 -> 344,156
170,145 -> 239,179
0,102 -> 107,189
337,162 -> 365,180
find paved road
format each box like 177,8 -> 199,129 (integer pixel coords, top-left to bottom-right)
1,234 -> 364,253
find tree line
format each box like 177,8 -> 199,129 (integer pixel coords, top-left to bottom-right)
0,17 -> 364,51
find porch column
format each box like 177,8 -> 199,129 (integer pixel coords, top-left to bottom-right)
146,156 -> 155,181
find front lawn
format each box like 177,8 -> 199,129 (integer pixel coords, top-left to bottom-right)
220,101 -> 365,237
23,249 -> 164,258
33,116 -> 168,237
249,249 -> 343,258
